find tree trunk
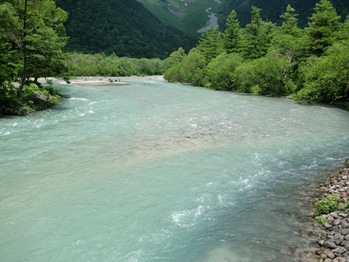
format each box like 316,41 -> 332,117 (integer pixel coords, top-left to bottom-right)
18,0 -> 28,98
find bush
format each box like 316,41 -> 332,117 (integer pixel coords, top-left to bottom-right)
232,53 -> 294,96
164,48 -> 206,85
294,41 -> 349,103
315,215 -> 326,225
204,52 -> 243,90
315,194 -> 340,215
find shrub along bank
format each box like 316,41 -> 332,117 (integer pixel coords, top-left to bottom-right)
0,82 -> 61,116
164,1 -> 349,105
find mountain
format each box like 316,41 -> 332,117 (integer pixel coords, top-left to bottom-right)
137,0 -> 230,35
56,0 -> 196,58
56,0 -> 349,58
220,0 -> 349,27
138,0 -> 349,35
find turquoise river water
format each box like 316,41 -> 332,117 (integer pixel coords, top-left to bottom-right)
1,77 -> 349,262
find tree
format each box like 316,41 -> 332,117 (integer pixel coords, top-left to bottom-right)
239,6 -> 274,59
337,15 -> 349,41
295,40 -> 349,103
269,4 -> 305,85
0,0 -> 68,115
223,10 -> 241,53
164,47 -> 186,69
0,0 -> 68,95
279,5 -> 301,36
164,48 -> 205,85
233,53 -> 294,96
204,52 -> 243,90
196,27 -> 224,64
0,2 -> 22,85
25,0 -> 68,82
306,0 -> 341,56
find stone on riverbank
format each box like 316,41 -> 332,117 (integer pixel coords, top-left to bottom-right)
309,163 -> 349,261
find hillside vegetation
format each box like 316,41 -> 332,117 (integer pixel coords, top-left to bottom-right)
220,0 -> 349,27
164,0 -> 349,104
137,0 -> 228,35
56,0 -> 196,58
138,0 -> 349,36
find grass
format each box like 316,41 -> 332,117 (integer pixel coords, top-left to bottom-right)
315,193 -> 340,215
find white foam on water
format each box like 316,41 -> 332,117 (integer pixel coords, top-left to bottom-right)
69,97 -> 89,101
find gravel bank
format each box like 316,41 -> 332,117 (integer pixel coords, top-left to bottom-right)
302,162 -> 349,261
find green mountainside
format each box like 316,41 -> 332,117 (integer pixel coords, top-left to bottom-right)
56,0 -> 196,58
138,0 -> 349,35
56,0 -> 349,58
137,0 -> 230,35
220,0 -> 349,27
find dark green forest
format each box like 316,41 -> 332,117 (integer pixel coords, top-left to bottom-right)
219,0 -> 349,27
55,0 -> 195,59
164,0 -> 349,104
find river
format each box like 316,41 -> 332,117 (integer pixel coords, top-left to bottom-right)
1,77 -> 349,261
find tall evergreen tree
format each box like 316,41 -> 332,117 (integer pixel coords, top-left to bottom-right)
279,5 -> 302,37
164,47 -> 186,69
0,2 -> 22,85
0,0 -> 67,94
196,27 -> 224,64
223,10 -> 241,54
271,5 -> 304,62
240,6 -> 274,59
306,0 -> 341,56
337,15 -> 349,41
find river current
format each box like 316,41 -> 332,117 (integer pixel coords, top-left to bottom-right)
1,77 -> 349,261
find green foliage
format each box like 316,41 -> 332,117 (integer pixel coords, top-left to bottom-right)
56,0 -> 195,59
306,0 -> 341,56
233,53 -> 294,96
0,0 -> 68,115
164,48 -> 186,69
164,48 -> 206,85
271,5 -> 306,63
197,27 -> 224,63
0,82 -> 61,116
343,200 -> 349,210
163,1 -> 349,105
224,10 -> 241,53
315,194 -> 340,215
0,2 -> 22,84
220,0 -> 348,28
204,52 -> 244,90
279,5 -> 301,36
239,6 -> 275,60
294,41 -> 349,103
315,215 -> 326,225
65,53 -> 166,77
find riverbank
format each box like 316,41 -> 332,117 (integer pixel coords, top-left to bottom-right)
0,82 -> 61,116
0,77 -> 129,117
299,160 -> 349,261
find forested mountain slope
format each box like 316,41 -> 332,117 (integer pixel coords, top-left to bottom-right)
137,0 -> 230,35
220,0 -> 349,27
56,0 -> 349,58
138,0 -> 349,35
56,0 -> 195,58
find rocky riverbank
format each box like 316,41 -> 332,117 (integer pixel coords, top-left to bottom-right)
301,160 -> 349,261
